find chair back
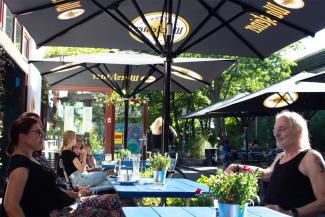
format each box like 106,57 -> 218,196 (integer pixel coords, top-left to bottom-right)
58,158 -> 72,184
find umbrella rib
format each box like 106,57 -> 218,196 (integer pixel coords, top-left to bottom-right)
47,65 -> 91,87
154,65 -> 192,93
14,0 -> 72,16
171,0 -> 182,47
138,75 -> 164,93
198,1 -> 264,59
97,64 -> 125,96
229,0 -> 315,37
176,10 -> 245,56
130,65 -> 157,97
85,65 -> 124,96
41,63 -> 86,76
38,9 -> 104,47
131,0 -> 164,52
90,0 -> 161,54
113,8 -> 162,54
96,64 -> 122,92
171,66 -> 211,85
175,0 -> 226,55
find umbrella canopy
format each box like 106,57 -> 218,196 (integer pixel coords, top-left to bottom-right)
188,72 -> 325,118
31,52 -> 236,97
31,52 -> 235,149
184,92 -> 249,119
5,0 -> 325,58
6,0 -> 325,151
298,70 -> 325,83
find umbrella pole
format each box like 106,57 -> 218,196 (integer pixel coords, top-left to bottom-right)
124,98 -> 129,150
162,0 -> 173,155
244,125 -> 248,163
163,57 -> 172,154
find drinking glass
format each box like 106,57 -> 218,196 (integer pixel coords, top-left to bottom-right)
131,154 -> 141,179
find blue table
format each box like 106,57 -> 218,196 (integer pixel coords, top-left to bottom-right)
122,207 -> 290,217
110,178 -> 208,199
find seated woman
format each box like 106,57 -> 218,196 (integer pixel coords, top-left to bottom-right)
75,135 -> 95,170
4,116 -> 121,217
60,130 -> 111,187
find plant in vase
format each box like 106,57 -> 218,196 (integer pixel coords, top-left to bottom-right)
149,153 -> 171,184
198,167 -> 259,217
119,149 -> 131,160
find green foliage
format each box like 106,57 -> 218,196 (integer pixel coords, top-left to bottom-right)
198,169 -> 259,207
149,153 -> 171,171
44,47 -> 112,58
119,149 -> 131,159
89,130 -> 103,153
186,136 -> 211,158
139,167 -> 154,178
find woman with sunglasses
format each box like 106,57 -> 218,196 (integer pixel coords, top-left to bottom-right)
4,116 -> 122,217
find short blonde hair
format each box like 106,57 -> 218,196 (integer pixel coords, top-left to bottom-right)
276,110 -> 310,149
150,117 -> 162,135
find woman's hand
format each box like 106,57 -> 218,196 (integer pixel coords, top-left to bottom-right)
80,149 -> 87,159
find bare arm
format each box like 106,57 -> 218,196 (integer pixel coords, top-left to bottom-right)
169,126 -> 177,138
225,153 -> 283,181
4,167 -> 29,217
73,149 -> 87,172
294,151 -> 325,217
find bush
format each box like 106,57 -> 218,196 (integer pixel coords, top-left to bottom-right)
186,136 -> 211,159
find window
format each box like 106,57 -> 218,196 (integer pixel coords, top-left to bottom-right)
15,21 -> 22,51
4,4 -> 13,40
23,33 -> 30,59
0,0 -> 4,29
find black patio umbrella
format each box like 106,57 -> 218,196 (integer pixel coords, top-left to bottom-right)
31,52 -> 235,149
6,0 -> 325,150
299,71 -> 325,83
184,72 -> 325,160
186,72 -> 325,119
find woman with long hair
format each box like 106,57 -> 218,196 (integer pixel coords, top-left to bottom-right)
60,130 -> 110,187
4,116 -> 121,217
150,117 -> 177,154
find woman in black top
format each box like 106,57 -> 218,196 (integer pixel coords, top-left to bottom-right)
4,116 -> 122,217
150,117 -> 177,153
4,117 -> 75,216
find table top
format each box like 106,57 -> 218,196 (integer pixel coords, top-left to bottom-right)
110,178 -> 209,198
122,207 -> 290,217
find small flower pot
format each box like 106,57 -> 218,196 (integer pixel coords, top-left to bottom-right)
218,203 -> 248,217
153,170 -> 167,184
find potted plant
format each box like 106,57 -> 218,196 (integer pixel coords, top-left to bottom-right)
198,167 -> 259,217
120,149 -> 131,160
149,153 -> 171,184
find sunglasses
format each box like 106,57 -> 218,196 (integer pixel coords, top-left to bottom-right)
29,129 -> 45,138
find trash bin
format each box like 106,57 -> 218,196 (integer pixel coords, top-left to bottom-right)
205,148 -> 217,166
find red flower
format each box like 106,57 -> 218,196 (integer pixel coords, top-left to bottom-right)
195,188 -> 201,194
242,165 -> 252,173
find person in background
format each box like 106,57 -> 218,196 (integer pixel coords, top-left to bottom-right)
84,134 -> 96,169
226,110 -> 325,217
150,117 -> 177,154
4,116 -> 122,217
60,130 -> 111,187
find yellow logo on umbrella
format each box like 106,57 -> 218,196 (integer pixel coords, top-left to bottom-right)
130,12 -> 190,45
263,92 -> 299,108
273,0 -> 305,9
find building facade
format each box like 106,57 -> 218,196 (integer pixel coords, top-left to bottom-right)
0,0 -> 42,191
